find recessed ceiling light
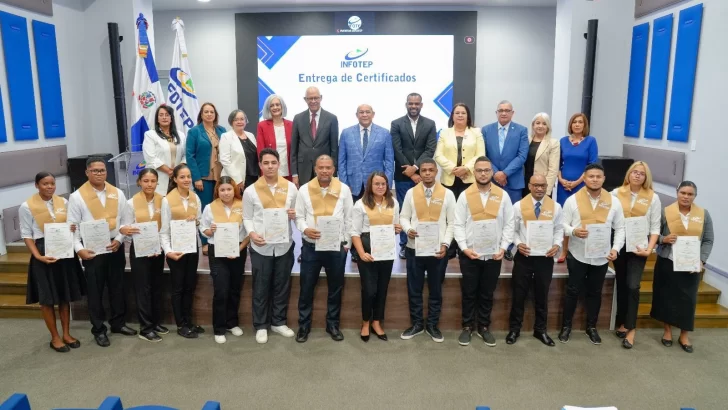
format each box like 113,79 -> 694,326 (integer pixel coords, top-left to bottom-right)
198,0 -> 211,3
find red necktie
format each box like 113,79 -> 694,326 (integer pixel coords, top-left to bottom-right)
310,112 -> 317,141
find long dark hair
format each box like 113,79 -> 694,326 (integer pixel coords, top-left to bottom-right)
448,103 -> 473,128
35,171 -> 54,185
154,105 -> 180,144
137,168 -> 158,185
362,171 -> 394,209
168,164 -> 190,194
197,102 -> 219,127
213,176 -> 242,201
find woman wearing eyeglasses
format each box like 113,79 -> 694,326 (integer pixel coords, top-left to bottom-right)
220,109 -> 257,193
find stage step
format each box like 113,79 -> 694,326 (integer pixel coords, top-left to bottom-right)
0,295 -> 47,319
637,303 -> 728,328
0,253 -> 29,273
5,242 -> 30,254
0,272 -> 27,295
640,280 -> 720,304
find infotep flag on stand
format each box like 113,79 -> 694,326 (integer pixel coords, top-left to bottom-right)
130,13 -> 166,152
168,17 -> 199,135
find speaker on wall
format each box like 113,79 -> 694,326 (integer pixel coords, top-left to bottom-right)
599,156 -> 634,192
582,19 -> 599,122
67,154 -> 115,192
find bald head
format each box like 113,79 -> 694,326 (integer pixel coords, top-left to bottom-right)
304,87 -> 322,111
314,154 -> 335,184
528,173 -> 548,200
357,104 -> 375,128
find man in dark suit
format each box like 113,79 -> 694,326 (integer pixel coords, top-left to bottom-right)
390,93 -> 437,259
291,86 -> 340,188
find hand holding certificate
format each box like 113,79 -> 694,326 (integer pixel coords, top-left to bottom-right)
585,223 -> 611,259
316,216 -> 342,252
44,223 -> 74,259
526,221 -> 554,257
171,220 -> 197,254
370,225 -> 395,261
132,222 -> 161,258
263,208 -> 289,244
80,220 -> 111,255
673,236 -> 701,272
625,216 -> 648,253
415,222 -> 440,257
214,223 -> 240,258
472,219 -> 498,256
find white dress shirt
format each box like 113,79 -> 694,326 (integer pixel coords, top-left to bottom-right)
242,180 -> 298,256
350,200 -> 401,236
119,197 -> 159,244
19,197 -> 69,240
453,187 -> 515,261
609,188 -> 662,236
295,181 -> 354,247
409,115 -> 419,139
399,184 -> 456,250
142,130 -> 187,195
159,193 -> 202,255
512,197 -> 564,250
68,186 -> 127,253
274,125 -> 290,177
562,192 -> 626,266
199,204 -> 248,245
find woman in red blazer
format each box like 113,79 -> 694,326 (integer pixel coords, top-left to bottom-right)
257,94 -> 293,181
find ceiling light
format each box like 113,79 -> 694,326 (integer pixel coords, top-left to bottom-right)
198,0 -> 211,3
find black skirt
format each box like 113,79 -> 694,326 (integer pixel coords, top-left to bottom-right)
650,255 -> 700,331
26,238 -> 86,306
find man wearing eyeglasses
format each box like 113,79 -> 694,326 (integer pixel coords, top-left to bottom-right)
67,157 -> 136,347
291,87 -> 340,189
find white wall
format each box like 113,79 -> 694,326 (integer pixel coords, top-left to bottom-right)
153,6 -> 557,130
624,0 -> 727,273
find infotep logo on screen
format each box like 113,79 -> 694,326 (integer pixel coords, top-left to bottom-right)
337,15 -> 363,33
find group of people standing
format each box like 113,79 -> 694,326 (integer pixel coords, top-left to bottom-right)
20,88 -> 713,355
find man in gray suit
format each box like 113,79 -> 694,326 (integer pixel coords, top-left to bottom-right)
291,87 -> 340,188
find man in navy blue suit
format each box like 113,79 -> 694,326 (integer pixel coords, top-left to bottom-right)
481,100 -> 529,204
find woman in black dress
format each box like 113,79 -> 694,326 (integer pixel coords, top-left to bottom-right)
21,172 -> 86,352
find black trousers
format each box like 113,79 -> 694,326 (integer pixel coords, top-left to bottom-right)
562,252 -> 608,328
613,247 -> 646,330
209,244 -> 247,335
250,243 -> 295,330
509,253 -> 554,332
298,241 -> 346,329
82,244 -> 127,335
358,233 -> 394,321
405,247 -> 446,327
167,250 -> 199,328
459,255 -> 501,329
130,243 -> 164,333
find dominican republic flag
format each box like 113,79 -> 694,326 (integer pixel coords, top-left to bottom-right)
130,13 -> 165,152
168,18 -> 199,136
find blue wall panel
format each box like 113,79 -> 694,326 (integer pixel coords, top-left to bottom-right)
624,23 -> 650,138
32,20 -> 65,139
667,3 -> 703,142
644,14 -> 674,140
0,86 -> 6,143
0,11 -> 38,141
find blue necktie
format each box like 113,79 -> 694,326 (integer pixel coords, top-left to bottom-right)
535,201 -> 541,218
363,128 -> 369,154
498,126 -> 506,153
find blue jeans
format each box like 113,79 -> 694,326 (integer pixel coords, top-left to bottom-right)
196,180 -> 216,245
395,180 -> 416,246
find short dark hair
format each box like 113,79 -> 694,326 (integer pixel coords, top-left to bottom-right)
34,172 -> 54,185
86,157 -> 106,168
406,93 -> 422,102
677,180 -> 698,196
259,147 -> 280,162
418,158 -> 437,169
474,156 -> 492,166
584,163 -> 604,173
568,113 -> 590,136
448,103 -> 473,128
137,168 -> 158,184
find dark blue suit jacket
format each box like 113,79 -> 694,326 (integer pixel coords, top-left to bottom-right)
482,122 -> 529,190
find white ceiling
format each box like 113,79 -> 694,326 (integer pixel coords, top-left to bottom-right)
152,0 -> 557,11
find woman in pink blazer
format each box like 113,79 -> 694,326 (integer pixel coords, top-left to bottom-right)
256,94 -> 293,181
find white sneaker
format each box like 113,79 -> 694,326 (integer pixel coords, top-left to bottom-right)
271,325 -> 295,338
228,326 -> 243,337
256,329 -> 268,344
214,335 -> 226,344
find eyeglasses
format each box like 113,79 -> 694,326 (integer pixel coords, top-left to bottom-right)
496,109 -> 513,114
530,183 -> 548,189
88,169 -> 107,175
631,170 -> 646,177
474,168 -> 493,174
305,96 -> 322,102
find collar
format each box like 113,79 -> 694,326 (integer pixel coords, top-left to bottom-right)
498,122 -> 511,131
359,125 -> 371,133
92,186 -> 106,193
422,183 -> 435,193
309,109 -> 320,117
408,115 -> 419,123
532,196 -> 543,207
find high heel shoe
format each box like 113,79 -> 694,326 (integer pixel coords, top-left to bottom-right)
360,333 -> 370,342
557,254 -> 566,263
371,325 -> 388,341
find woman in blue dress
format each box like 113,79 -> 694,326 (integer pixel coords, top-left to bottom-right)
557,113 -> 598,262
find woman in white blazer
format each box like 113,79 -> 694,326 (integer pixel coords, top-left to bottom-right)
219,109 -> 257,193
143,105 -> 187,195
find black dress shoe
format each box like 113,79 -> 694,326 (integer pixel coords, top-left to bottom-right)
661,338 -> 673,347
94,334 -> 110,347
679,341 -> 693,353
585,327 -> 602,345
622,338 -> 634,349
615,330 -> 627,339
371,325 -> 388,341
558,327 -> 571,344
326,326 -> 344,341
295,328 -> 310,343
505,331 -> 519,345
65,339 -> 81,349
533,331 -> 555,346
191,325 -> 205,334
153,325 -> 170,335
111,326 -> 138,336
50,342 -> 70,353
138,331 -> 162,343
177,327 -> 198,339
399,248 -> 406,259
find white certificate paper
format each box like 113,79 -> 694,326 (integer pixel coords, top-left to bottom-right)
415,222 -> 440,257
673,236 -> 701,272
526,221 -> 554,257
585,223 -> 611,259
44,223 -> 74,259
625,216 -> 649,253
370,225 -> 395,261
316,216 -> 342,252
171,220 -> 197,254
80,220 -> 111,255
472,219 -> 498,256
214,223 -> 240,258
132,222 -> 161,258
263,208 -> 289,244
